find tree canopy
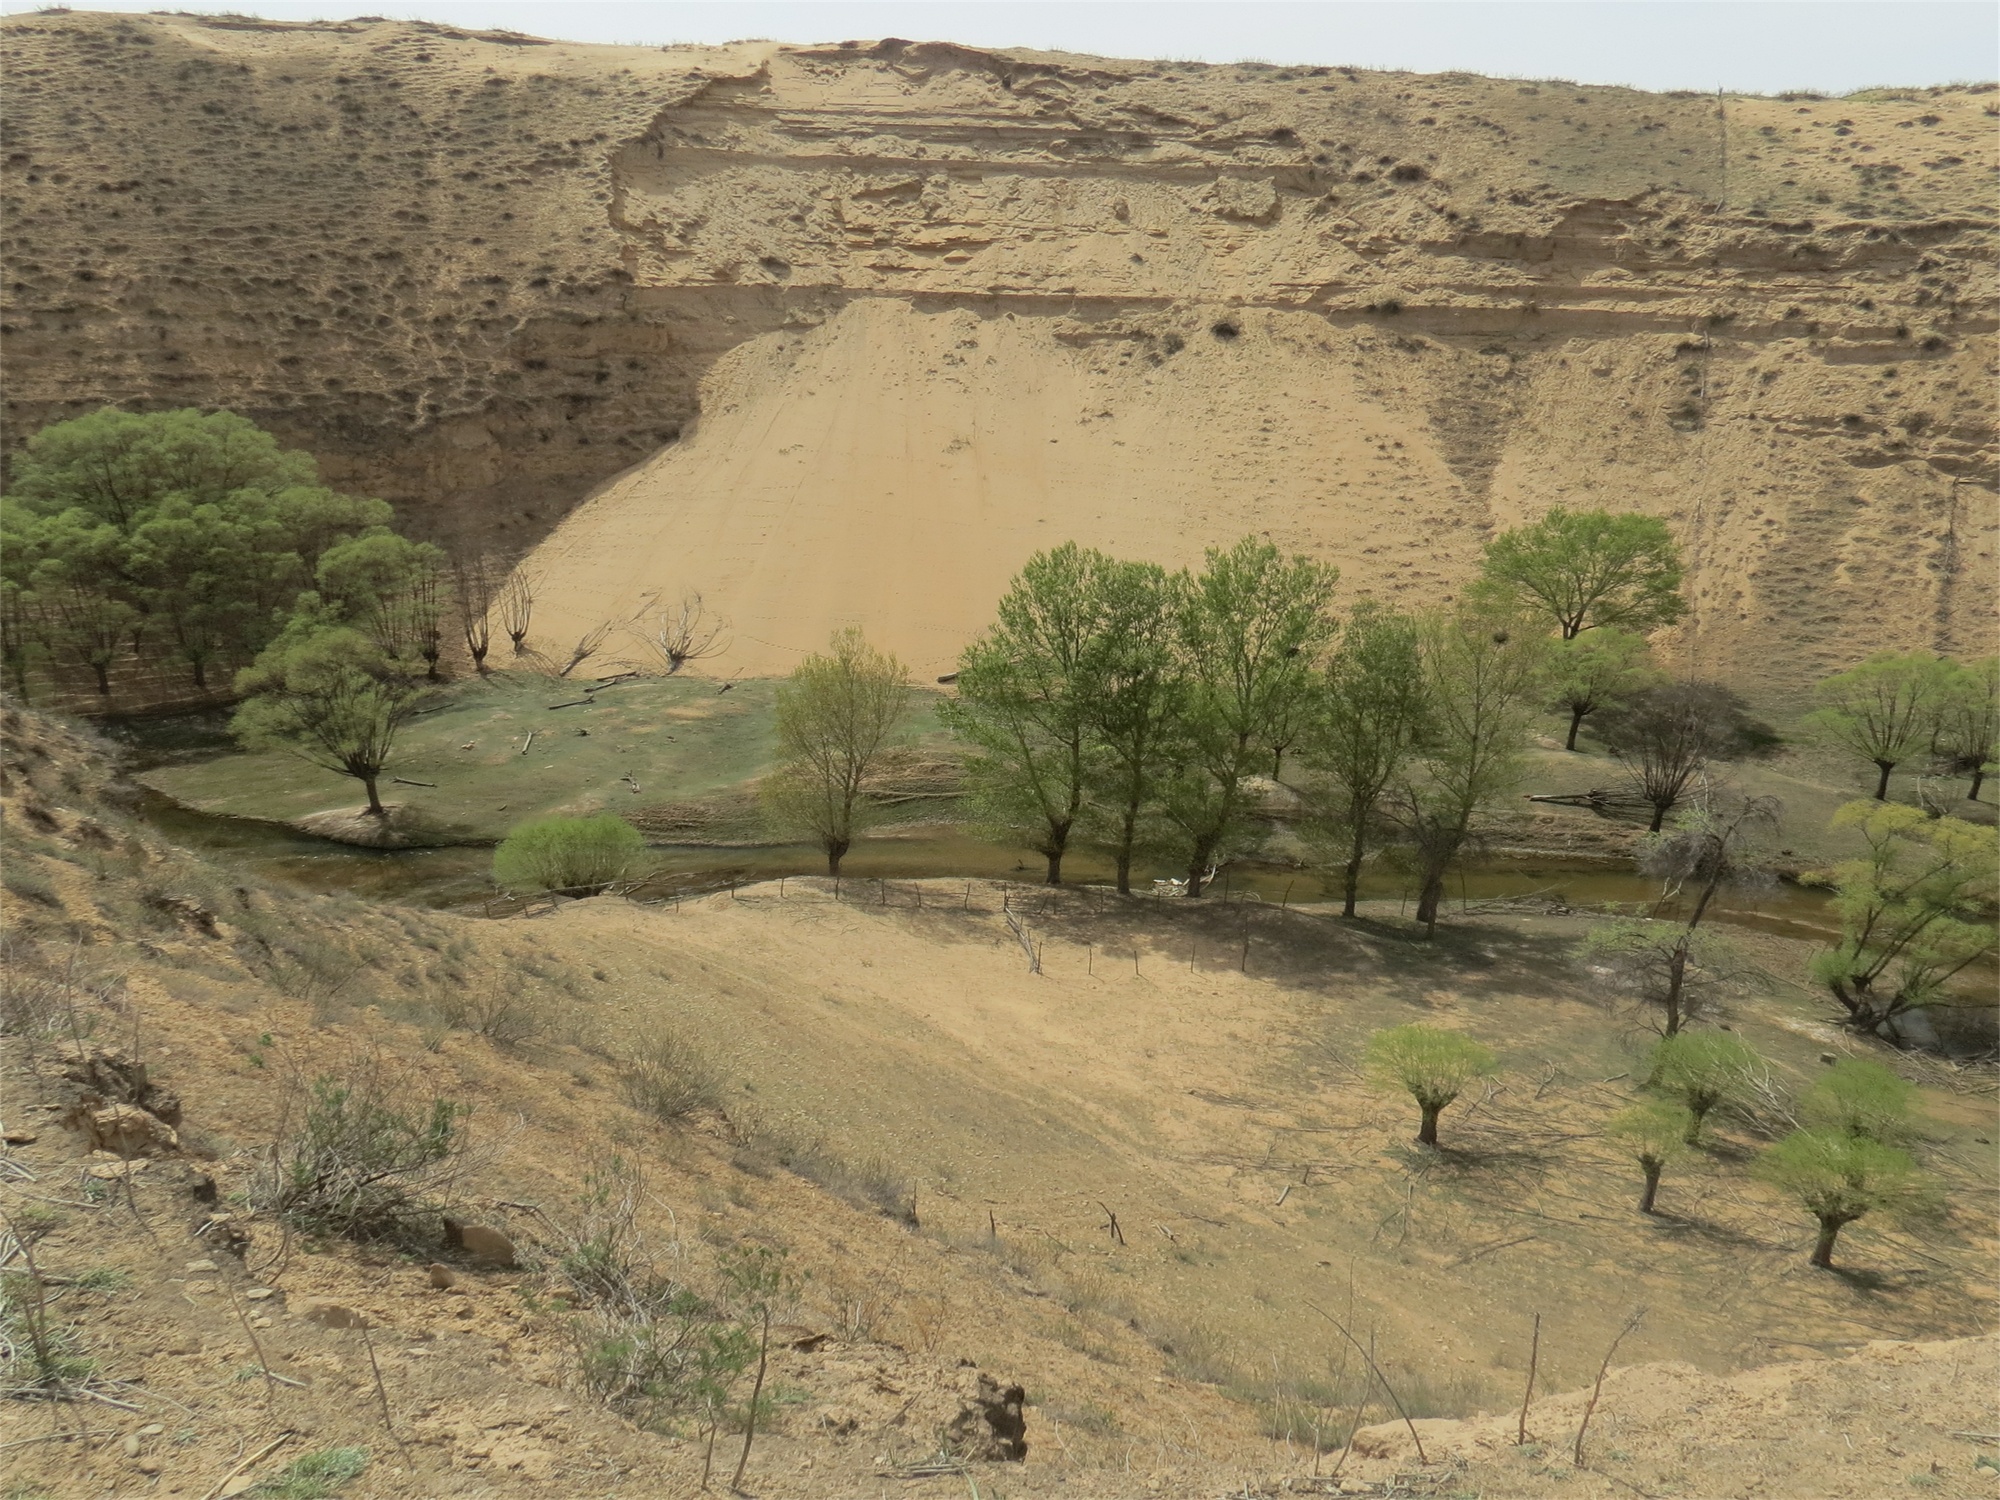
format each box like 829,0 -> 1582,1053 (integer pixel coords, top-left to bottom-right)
763,629 -> 910,876
1805,651 -> 1956,801
1473,507 -> 1686,639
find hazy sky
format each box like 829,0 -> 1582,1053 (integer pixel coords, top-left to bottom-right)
4,2 -> 1992,94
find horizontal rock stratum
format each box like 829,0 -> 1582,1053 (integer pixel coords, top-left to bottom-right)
3,13 -> 1994,694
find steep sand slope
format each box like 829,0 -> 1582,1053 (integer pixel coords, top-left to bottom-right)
4,14 -> 1996,704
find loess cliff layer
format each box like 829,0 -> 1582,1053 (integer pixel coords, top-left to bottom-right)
2,12 -> 1996,694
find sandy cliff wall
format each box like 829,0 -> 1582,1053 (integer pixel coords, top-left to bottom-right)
3,13 -> 1995,694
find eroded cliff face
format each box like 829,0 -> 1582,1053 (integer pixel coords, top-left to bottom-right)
3,12 -> 1995,692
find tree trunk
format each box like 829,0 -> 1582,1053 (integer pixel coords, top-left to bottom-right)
190,658 -> 207,689
1114,851 -> 1132,896
1414,872 -> 1446,931
91,661 -> 111,696
1044,848 -> 1063,885
825,838 -> 849,877
1810,1216 -> 1843,1269
1662,942 -> 1688,1036
1639,1160 -> 1662,1214
1417,1101 -> 1441,1147
1648,801 -> 1668,833
363,775 -> 386,818
1566,705 -> 1586,751
1342,820 -> 1367,918
1873,761 -> 1894,801
1185,839 -> 1217,898
1970,767 -> 1986,801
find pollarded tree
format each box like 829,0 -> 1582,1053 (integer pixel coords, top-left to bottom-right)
1606,1100 -> 1695,1214
1808,801 -> 1997,1043
1805,651 -> 1955,801
1932,656 -> 1998,802
1754,1130 -> 1930,1270
232,624 -> 424,818
317,531 -> 450,678
1645,1031 -> 1761,1143
1392,610 -> 1549,931
494,814 -> 645,897
448,548 -> 500,676
762,628 -> 910,877
1162,538 -> 1338,896
1080,559 -> 1189,895
1474,507 -> 1686,640
1549,627 -> 1660,752
1590,681 -> 1777,832
944,543 -> 1119,886
1365,1024 -> 1498,1147
1800,1059 -> 1919,1145
1304,601 -> 1428,918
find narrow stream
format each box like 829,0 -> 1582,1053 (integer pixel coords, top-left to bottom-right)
105,709 -> 1841,934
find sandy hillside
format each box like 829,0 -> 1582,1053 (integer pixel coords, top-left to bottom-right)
5,705 -> 1997,1498
3,13 -> 1995,704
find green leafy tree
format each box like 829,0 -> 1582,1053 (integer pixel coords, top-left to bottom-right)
1805,651 -> 1956,801
1645,1031 -> 1761,1142
1800,1059 -> 1919,1144
1080,560 -> 1188,894
232,625 -> 423,817
2,408 -> 393,698
763,629 -> 909,876
1163,538 -> 1338,896
1807,801 -> 1997,1041
317,531 -> 450,678
1393,610 -> 1548,931
1606,1101 -> 1694,1214
494,814 -> 645,897
1365,1024 -> 1498,1147
1474,507 -> 1686,639
1549,627 -> 1660,751
944,544 -> 1117,886
1304,601 -> 1427,917
1931,656 -> 1998,801
1754,1130 -> 1930,1269
1590,682 -> 1777,832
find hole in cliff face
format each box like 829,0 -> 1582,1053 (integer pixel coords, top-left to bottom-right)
1159,332 -> 1185,355
1211,321 -> 1240,341
1389,162 -> 1428,182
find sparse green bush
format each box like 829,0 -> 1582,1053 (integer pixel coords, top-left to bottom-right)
1645,1032 -> 1761,1142
1606,1100 -> 1694,1213
1366,1024 -> 1498,1146
246,1446 -> 369,1499
254,1055 -> 466,1243
493,813 -> 644,897
0,1268 -> 95,1391
618,1032 -> 722,1124
1800,1059 -> 1919,1143
2,867 -> 61,910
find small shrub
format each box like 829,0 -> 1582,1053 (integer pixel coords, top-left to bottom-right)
247,1446 -> 369,1499
1755,1129 -> 1932,1269
1646,1032 -> 1761,1141
494,813 -> 643,897
1366,1024 -> 1498,1147
2,867 -> 62,910
1606,1100 -> 1694,1213
0,1269 -> 95,1391
618,1033 -> 722,1123
253,1054 -> 466,1243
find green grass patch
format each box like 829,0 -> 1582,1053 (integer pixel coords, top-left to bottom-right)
137,672 -> 947,844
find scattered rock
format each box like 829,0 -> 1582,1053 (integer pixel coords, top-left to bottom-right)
54,1039 -> 182,1124
85,1156 -> 151,1180
443,1217 -> 518,1267
303,1302 -> 368,1329
427,1262 -> 459,1290
123,1433 -> 142,1457
3,1128 -> 38,1145
77,1102 -> 179,1157
941,1371 -> 1028,1462
183,1258 -> 218,1274
245,1288 -> 277,1301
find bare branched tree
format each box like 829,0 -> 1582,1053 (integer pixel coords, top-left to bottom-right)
497,570 -> 537,657
449,549 -> 501,675
633,591 -> 729,676
557,620 -> 615,679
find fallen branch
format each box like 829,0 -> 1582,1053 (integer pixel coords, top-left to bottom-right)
200,1432 -> 293,1500
390,777 -> 437,788
1304,1301 -> 1428,1465
1574,1307 -> 1647,1468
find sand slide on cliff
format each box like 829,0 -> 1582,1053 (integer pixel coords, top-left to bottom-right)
522,295 -> 1490,681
